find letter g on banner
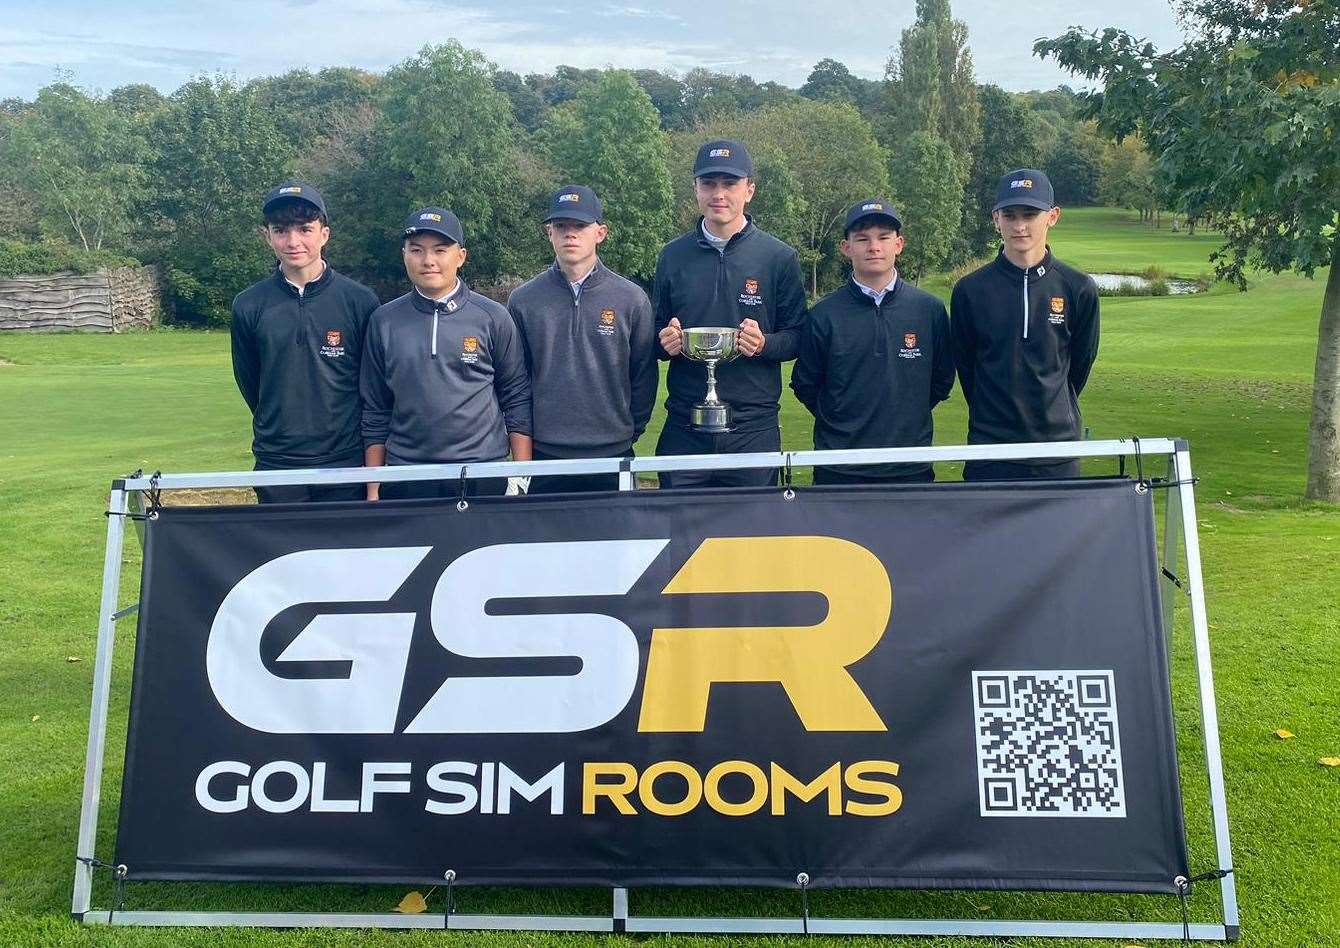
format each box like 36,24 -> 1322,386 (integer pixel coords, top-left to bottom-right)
207,547 -> 432,733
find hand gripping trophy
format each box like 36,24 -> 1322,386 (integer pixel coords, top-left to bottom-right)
681,326 -> 741,433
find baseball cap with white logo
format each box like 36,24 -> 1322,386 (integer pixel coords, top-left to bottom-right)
402,206 -> 464,244
843,198 -> 902,235
262,180 -> 327,217
543,185 -> 604,224
693,138 -> 753,178
993,169 -> 1056,212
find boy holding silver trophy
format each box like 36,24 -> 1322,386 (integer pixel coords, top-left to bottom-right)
653,139 -> 809,488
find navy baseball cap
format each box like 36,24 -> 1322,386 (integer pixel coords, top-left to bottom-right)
993,169 -> 1056,212
262,180 -> 326,217
402,207 -> 464,244
543,185 -> 603,224
694,139 -> 753,178
844,198 -> 902,235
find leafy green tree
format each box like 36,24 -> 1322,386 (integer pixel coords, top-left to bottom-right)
137,77 -> 291,324
526,66 -> 603,107
1045,122 -> 1104,205
106,83 -> 166,122
888,131 -> 964,280
372,42 -> 541,287
1038,0 -> 1340,499
753,100 -> 890,295
884,0 -> 980,157
960,84 -> 1041,259
494,70 -> 548,132
801,59 -> 861,105
247,67 -> 380,147
1016,86 -> 1082,161
884,0 -> 980,266
2,83 -> 149,253
631,70 -> 687,129
540,71 -> 675,281
1099,135 -> 1159,222
679,69 -> 798,125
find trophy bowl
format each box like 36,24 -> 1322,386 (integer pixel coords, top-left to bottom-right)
680,326 -> 741,433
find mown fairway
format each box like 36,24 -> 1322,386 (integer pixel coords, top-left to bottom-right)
0,208 -> 1335,946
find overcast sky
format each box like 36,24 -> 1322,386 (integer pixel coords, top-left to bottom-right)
0,0 -> 1186,100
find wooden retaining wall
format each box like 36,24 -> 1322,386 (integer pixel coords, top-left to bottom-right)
0,266 -> 162,332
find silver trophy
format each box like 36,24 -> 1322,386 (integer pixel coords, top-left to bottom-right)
681,326 -> 741,433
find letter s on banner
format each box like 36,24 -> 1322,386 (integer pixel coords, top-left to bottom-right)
407,539 -> 670,733
206,546 -> 432,733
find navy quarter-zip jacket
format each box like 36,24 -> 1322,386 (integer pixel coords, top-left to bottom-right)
950,248 -> 1099,453
792,277 -> 954,478
360,281 -> 532,465
230,265 -> 380,467
652,217 -> 808,431
507,260 -> 657,458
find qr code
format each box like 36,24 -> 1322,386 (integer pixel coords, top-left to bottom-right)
972,671 -> 1126,818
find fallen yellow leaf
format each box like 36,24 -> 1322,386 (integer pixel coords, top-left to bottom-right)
30,715 -> 39,722
1274,729 -> 1295,740
1319,757 -> 1340,768
395,891 -> 428,914
66,656 -> 82,663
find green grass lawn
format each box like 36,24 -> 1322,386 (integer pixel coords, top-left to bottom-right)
1,208 -> 1336,946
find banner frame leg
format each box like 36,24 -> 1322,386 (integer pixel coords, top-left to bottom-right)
72,486 -> 130,919
1173,445 -> 1241,938
1161,455 -> 1183,645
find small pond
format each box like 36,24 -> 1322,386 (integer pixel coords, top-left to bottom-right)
1090,272 -> 1203,295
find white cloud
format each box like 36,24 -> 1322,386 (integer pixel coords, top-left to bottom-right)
0,0 -> 1186,99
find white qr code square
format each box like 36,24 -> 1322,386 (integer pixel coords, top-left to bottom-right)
972,670 -> 1126,818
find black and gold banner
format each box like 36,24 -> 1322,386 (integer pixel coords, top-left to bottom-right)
116,480 -> 1187,892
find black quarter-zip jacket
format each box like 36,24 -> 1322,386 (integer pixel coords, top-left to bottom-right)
652,217 -> 808,431
360,281 -> 532,465
950,248 -> 1100,452
507,260 -> 657,457
230,264 -> 380,467
792,276 -> 954,478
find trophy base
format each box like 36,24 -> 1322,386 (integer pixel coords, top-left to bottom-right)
690,402 -> 733,434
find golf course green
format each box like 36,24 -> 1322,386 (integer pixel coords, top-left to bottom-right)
0,208 -> 1335,946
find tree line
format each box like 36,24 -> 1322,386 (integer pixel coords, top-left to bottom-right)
0,0 -> 1159,323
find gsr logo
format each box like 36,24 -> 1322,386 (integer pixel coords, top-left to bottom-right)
208,537 -> 891,736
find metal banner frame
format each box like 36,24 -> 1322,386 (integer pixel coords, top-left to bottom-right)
72,438 -> 1239,940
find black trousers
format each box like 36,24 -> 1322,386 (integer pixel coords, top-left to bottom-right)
962,458 -> 1081,482
380,475 -> 507,500
253,450 -> 365,504
812,465 -> 935,486
655,423 -> 782,488
527,447 -> 632,495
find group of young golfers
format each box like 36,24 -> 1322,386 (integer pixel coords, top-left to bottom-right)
229,138 -> 1100,501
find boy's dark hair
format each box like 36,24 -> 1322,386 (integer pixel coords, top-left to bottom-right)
845,217 -> 901,238
263,197 -> 327,229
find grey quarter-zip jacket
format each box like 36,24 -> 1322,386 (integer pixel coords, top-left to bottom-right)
507,260 -> 657,458
360,280 -> 532,465
950,248 -> 1099,454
